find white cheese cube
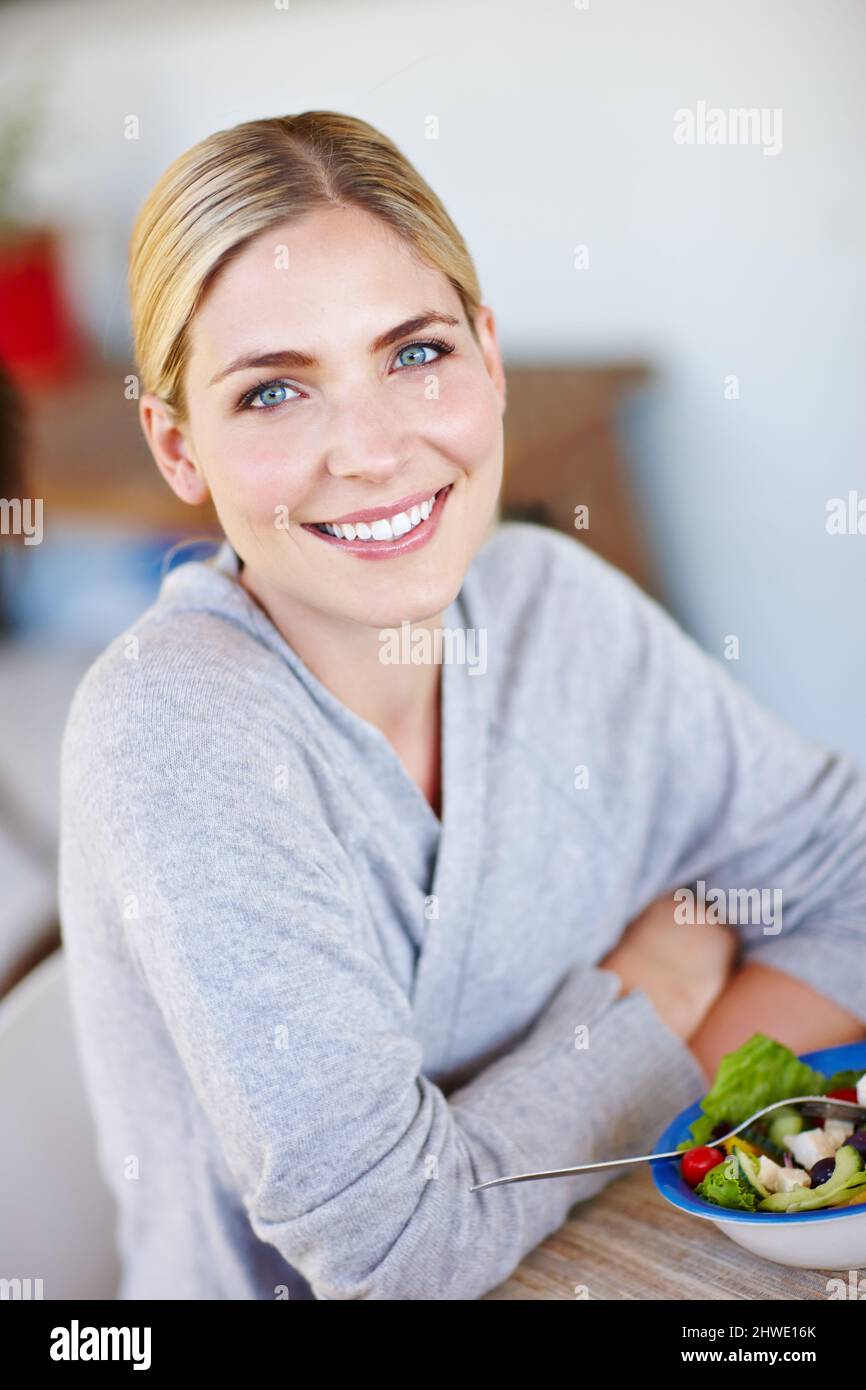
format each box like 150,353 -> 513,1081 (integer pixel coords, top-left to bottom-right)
856,1072 -> 866,1107
784,1127 -> 836,1169
757,1155 -> 784,1192
824,1119 -> 855,1151
777,1166 -> 812,1192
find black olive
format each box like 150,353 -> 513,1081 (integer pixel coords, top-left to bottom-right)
808,1157 -> 836,1187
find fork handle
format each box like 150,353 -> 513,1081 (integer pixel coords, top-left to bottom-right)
469,1148 -> 685,1192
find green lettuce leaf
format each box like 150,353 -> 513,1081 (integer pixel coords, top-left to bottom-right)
822,1068 -> 864,1093
685,1033 -> 828,1147
695,1159 -> 757,1211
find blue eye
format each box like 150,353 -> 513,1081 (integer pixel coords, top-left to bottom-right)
394,338 -> 454,370
397,339 -> 458,372
242,380 -> 301,411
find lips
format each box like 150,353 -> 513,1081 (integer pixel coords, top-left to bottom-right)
318,485 -> 444,529
311,487 -> 442,539
301,484 -> 452,559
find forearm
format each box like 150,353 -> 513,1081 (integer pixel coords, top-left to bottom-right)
686,961 -> 866,1082
600,892 -> 739,1049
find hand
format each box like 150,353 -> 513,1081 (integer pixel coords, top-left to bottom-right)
600,891 -> 740,1043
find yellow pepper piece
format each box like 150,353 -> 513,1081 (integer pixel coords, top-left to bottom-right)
721,1136 -> 760,1158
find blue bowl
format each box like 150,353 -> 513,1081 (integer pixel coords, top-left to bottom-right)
652,1041 -> 866,1269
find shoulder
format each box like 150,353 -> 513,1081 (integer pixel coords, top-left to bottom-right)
461,521 -> 736,771
63,605 -> 269,756
471,519 -> 651,623
60,603 -> 324,843
467,519 -> 676,668
471,519 -> 587,592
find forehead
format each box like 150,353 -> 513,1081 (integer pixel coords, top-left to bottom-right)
188,205 -> 457,369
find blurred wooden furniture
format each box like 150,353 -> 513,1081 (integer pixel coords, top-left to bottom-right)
19,359 -> 222,535
17,357 -> 658,594
502,362 -> 656,595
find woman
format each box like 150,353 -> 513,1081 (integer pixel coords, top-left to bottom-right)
59,112 -> 866,1301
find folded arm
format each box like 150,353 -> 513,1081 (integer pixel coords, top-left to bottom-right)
574,542 -> 866,1075
603,891 -> 866,1086
687,961 -> 866,1081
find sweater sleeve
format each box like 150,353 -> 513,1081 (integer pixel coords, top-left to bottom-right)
568,539 -> 866,1030
63,652 -> 707,1302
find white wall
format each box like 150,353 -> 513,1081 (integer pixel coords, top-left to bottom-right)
3,0 -> 865,760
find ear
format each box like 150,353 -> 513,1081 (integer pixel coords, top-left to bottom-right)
138,393 -> 211,506
473,305 -> 507,417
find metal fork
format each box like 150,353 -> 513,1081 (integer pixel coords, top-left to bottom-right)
468,1095 -> 866,1192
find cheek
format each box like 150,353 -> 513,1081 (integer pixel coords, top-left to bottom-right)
423,371 -> 502,465
203,428 -> 315,519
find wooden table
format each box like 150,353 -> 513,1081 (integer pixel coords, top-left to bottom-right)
484,1166 -> 830,1300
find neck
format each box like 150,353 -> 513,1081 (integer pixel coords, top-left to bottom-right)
238,567 -> 443,747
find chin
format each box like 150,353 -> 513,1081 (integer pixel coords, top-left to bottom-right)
346,571 -> 467,632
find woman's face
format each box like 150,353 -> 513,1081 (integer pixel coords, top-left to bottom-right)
144,204 -> 506,631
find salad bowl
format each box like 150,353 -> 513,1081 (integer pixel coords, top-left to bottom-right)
652,1039 -> 866,1270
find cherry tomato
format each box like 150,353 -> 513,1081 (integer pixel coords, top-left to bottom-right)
810,1087 -> 856,1127
681,1146 -> 726,1187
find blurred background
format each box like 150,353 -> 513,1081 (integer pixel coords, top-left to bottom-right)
0,0 -> 864,1295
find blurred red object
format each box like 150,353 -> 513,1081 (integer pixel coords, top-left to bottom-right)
0,227 -> 87,386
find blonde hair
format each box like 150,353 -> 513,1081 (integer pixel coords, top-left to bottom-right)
128,111 -> 484,424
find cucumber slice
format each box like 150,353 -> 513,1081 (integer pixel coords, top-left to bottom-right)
739,1122 -> 786,1163
767,1106 -> 804,1148
758,1144 -> 865,1212
737,1148 -> 770,1198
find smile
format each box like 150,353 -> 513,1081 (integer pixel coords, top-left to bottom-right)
301,485 -> 452,559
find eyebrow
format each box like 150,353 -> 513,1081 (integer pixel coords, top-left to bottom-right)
207,310 -> 462,387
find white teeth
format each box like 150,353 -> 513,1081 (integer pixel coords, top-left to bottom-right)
317,489 -> 443,541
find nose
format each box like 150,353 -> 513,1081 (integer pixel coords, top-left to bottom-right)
321,394 -> 411,485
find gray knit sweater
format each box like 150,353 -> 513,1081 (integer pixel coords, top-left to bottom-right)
58,522 -> 866,1300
